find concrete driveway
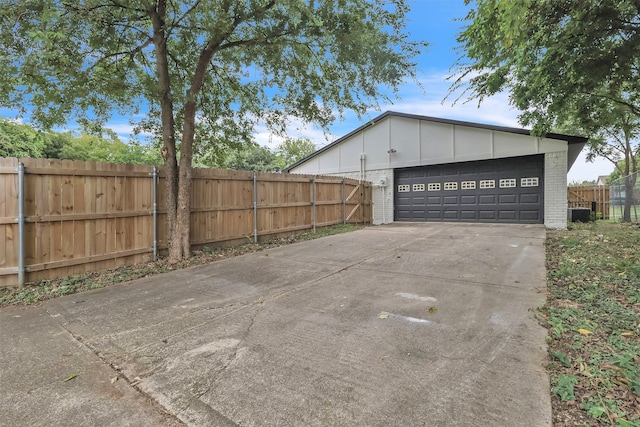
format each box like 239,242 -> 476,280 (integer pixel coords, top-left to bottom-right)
1,223 -> 550,426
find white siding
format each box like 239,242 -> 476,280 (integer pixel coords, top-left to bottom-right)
389,116 -> 420,168
362,121 -> 390,170
338,133 -> 364,172
420,121 -> 454,164
454,126 -> 493,161
292,156 -> 319,174
494,132 -> 538,157
317,146 -> 340,174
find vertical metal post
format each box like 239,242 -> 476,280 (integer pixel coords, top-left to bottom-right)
312,176 -> 316,233
362,183 -> 366,225
152,166 -> 158,261
341,178 -> 346,225
17,162 -> 25,287
253,171 -> 258,243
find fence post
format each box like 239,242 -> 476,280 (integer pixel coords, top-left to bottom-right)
17,162 -> 25,287
253,171 -> 258,243
152,166 -> 158,261
342,178 -> 346,225
312,176 -> 316,233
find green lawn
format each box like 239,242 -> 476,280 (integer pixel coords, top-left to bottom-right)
609,206 -> 640,222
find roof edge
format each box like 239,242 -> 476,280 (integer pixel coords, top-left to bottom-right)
284,111 -> 589,172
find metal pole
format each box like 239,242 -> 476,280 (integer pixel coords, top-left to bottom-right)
17,162 -> 25,287
362,184 -> 366,225
152,166 -> 158,261
342,178 -> 346,225
312,176 -> 316,233
253,171 -> 258,243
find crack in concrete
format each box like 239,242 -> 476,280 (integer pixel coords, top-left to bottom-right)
43,306 -> 186,426
176,307 -> 262,424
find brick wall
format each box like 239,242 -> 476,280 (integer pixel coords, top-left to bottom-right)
544,151 -> 568,229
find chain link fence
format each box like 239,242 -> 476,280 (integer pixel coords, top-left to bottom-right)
609,171 -> 639,222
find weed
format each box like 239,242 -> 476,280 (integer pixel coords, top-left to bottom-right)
553,374 -> 579,401
551,350 -> 572,368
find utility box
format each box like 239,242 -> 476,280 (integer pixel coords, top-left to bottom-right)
568,208 -> 591,222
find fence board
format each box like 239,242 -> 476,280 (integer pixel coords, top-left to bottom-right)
567,185 -> 610,220
0,160 -> 371,287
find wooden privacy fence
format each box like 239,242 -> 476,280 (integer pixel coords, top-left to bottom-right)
567,185 -> 610,220
0,158 -> 371,288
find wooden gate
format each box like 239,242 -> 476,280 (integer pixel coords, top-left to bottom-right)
567,185 -> 610,220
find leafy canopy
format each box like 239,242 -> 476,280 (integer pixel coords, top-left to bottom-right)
0,118 -> 160,164
276,137 -> 316,168
1,0 -> 426,260
451,0 -> 640,135
1,0 -> 425,146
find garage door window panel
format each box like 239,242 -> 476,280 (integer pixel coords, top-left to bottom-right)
444,182 -> 458,190
521,177 -> 539,187
499,179 -> 517,188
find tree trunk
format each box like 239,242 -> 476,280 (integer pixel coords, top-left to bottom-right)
623,173 -> 636,223
170,32 -> 228,260
175,101 -> 197,260
148,1 -> 181,262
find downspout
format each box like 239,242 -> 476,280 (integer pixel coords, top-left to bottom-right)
382,185 -> 386,224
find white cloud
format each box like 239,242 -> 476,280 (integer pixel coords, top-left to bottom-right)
253,116 -> 339,150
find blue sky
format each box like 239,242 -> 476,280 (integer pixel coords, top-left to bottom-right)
3,0 -> 612,182
260,0 -> 612,182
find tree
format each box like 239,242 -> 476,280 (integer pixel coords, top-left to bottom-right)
609,155 -> 640,183
451,0 -> 640,220
2,1 -> 425,261
0,118 -> 160,164
0,118 -> 46,158
276,137 -> 316,169
226,143 -> 280,172
58,132 -> 161,164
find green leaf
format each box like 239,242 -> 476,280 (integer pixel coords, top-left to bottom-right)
586,405 -> 607,419
552,374 -> 578,401
550,350 -> 572,368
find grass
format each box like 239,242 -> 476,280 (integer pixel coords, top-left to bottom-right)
0,223 -> 363,307
609,206 -> 640,222
544,221 -> 640,426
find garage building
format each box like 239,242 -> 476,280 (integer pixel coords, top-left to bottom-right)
285,111 -> 587,229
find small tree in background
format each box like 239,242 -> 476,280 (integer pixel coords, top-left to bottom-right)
276,137 -> 317,169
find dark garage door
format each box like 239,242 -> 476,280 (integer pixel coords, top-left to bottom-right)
394,155 -> 544,223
